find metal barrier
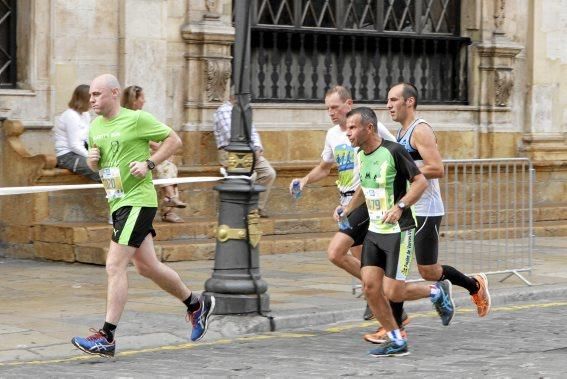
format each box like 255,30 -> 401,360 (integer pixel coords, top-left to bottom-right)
353,158 -> 534,295
433,158 -> 534,285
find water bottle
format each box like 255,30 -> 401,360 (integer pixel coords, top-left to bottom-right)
291,180 -> 302,199
337,207 -> 352,230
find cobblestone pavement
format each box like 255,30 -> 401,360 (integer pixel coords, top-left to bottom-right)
1,298 -> 566,378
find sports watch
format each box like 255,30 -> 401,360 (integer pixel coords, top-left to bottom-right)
146,159 -> 156,170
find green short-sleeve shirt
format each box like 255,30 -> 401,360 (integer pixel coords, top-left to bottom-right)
357,139 -> 421,234
89,108 -> 171,213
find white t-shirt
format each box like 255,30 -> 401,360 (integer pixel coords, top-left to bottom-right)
53,109 -> 91,157
321,122 -> 396,194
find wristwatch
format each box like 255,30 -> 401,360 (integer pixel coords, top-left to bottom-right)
146,159 -> 156,170
397,200 -> 406,210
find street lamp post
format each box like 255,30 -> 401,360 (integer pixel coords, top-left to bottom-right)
204,0 -> 270,314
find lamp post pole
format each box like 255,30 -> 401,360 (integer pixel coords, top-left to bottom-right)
204,0 -> 270,314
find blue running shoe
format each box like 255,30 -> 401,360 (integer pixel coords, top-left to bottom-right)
369,339 -> 409,357
188,294 -> 215,342
432,279 -> 455,326
71,328 -> 115,358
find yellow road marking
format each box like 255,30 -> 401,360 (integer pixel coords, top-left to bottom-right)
2,301 -> 566,367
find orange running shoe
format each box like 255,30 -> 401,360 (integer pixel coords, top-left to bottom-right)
364,327 -> 408,344
363,311 -> 410,344
471,273 -> 491,317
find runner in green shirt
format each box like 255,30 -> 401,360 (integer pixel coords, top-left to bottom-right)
337,107 -> 455,357
71,74 -> 214,358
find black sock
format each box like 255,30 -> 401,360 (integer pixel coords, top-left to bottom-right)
102,322 -> 117,342
390,300 -> 405,328
183,293 -> 200,313
441,265 -> 479,295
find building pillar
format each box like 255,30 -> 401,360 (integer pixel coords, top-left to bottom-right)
473,0 -> 522,158
118,0 -> 168,121
180,1 -> 233,165
519,0 -> 567,162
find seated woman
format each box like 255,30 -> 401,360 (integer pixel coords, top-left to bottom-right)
121,85 -> 187,223
53,84 -> 100,182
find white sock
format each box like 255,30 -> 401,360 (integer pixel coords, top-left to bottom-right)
387,329 -> 405,346
430,285 -> 441,300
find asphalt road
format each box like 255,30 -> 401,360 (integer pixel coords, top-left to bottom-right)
1,299 -> 566,378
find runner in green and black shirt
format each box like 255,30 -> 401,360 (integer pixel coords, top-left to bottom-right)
337,107 -> 455,357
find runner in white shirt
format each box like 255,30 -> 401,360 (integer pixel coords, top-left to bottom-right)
289,85 -> 395,320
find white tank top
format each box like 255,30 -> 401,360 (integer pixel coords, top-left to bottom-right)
396,118 -> 445,217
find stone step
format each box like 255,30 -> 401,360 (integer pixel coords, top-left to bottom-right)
22,219 -> 567,265
32,214 -> 338,245
37,232 -> 335,265
33,203 -> 567,245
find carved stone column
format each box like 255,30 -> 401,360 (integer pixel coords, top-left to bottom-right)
474,0 -> 523,158
180,3 -> 234,165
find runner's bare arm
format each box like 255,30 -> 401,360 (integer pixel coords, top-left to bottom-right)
412,123 -> 444,179
341,186 -> 365,217
149,130 -> 182,165
382,173 -> 428,224
289,160 -> 334,194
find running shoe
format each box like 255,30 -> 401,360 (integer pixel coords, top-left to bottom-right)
471,273 -> 491,317
363,303 -> 374,320
364,326 -> 408,344
363,311 -> 410,343
368,339 -> 409,357
432,279 -> 455,326
71,328 -> 115,358
187,294 -> 216,342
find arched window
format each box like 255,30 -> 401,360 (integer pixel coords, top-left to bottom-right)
247,0 -> 470,104
0,0 -> 17,89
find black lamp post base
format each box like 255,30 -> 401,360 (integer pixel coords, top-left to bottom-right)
205,291 -> 270,315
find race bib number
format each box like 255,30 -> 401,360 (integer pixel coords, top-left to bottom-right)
363,188 -> 386,221
99,167 -> 124,201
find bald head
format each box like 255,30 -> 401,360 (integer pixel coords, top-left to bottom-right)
90,74 -> 122,118
92,74 -> 121,91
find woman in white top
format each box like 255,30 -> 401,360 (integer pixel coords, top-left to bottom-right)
121,85 -> 187,223
53,84 -> 100,182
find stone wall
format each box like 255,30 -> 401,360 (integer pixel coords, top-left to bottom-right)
0,0 -> 565,203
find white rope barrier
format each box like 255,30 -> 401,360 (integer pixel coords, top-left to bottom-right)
0,169 -> 256,196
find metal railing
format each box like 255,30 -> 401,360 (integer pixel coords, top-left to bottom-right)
353,158 -> 535,294
434,158 -> 534,285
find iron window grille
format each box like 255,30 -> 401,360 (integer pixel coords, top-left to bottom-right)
0,0 -> 17,89
241,0 -> 470,104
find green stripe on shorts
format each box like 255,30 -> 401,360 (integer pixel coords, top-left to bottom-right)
397,229 -> 415,280
118,206 -> 141,245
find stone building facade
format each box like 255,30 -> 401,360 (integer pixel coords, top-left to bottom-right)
0,0 -> 566,250
0,0 -> 567,263
1,1 -> 565,163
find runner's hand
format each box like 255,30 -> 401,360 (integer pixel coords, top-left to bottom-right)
129,161 -> 148,178
382,206 -> 402,224
333,205 -> 344,222
87,145 -> 100,166
289,178 -> 306,195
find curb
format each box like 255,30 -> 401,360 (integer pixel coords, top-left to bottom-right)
207,283 -> 567,338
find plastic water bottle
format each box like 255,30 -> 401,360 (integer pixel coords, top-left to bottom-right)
291,180 -> 302,199
337,207 -> 352,230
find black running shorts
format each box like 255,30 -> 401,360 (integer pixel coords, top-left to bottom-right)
110,206 -> 157,248
361,229 -> 415,280
338,203 -> 370,247
414,215 -> 442,265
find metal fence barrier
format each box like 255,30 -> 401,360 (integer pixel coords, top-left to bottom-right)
353,158 -> 534,295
